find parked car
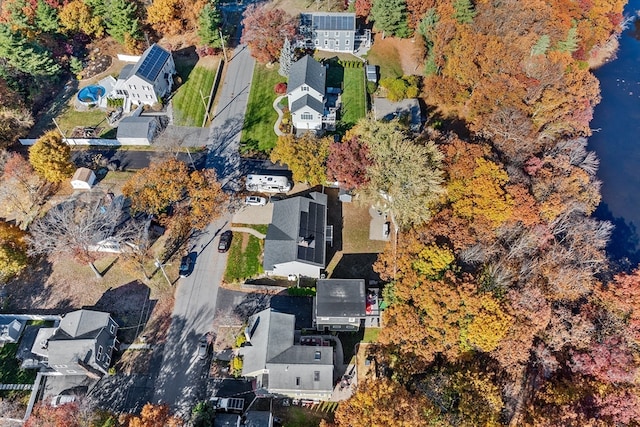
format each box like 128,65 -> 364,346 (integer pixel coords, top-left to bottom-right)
245,196 -> 267,206
197,335 -> 210,360
51,395 -> 76,407
179,253 -> 194,277
218,230 -> 233,253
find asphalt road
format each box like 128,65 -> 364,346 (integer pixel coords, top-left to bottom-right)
152,217 -> 231,416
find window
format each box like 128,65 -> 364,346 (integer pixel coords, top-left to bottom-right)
110,324 -> 116,334
302,85 -> 309,92
324,31 -> 328,36
349,317 -> 356,323
314,371 -> 320,381
301,113 -> 313,120
324,40 -> 328,46
335,31 -> 339,36
345,39 -> 350,45
106,356 -> 111,365
314,351 -> 321,360
66,369 -> 77,374
315,39 -> 319,46
97,345 -> 103,358
296,377 -> 301,386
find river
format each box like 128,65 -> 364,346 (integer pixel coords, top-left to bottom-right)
589,0 -> 640,266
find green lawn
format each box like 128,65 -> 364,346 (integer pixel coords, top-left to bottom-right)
173,61 -> 219,127
241,65 -> 284,154
363,327 -> 380,343
224,225 -> 268,283
364,43 -> 404,80
55,107 -> 112,137
341,67 -> 367,127
0,343 -> 37,397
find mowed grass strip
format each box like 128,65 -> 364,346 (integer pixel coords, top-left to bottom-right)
241,64 -> 284,153
365,39 -> 403,79
224,225 -> 268,283
173,63 -> 218,127
341,67 -> 366,126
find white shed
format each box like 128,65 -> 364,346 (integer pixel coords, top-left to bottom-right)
71,167 -> 96,190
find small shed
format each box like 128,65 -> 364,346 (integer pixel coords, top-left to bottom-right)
116,116 -> 159,145
0,319 -> 25,344
71,167 -> 96,190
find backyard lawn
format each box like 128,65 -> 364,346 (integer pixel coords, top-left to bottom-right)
55,106 -> 113,138
241,65 -> 284,154
0,343 -> 37,397
172,58 -> 220,127
341,67 -> 366,126
224,224 -> 268,283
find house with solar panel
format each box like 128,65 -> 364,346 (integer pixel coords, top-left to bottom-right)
263,192 -> 330,278
111,44 -> 175,112
288,55 -> 337,131
299,12 -> 372,53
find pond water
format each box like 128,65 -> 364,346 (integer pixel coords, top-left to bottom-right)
589,0 -> 640,265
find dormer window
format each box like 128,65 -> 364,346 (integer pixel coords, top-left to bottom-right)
301,86 -> 309,92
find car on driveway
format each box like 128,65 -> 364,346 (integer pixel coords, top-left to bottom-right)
179,253 -> 195,277
218,230 -> 233,253
197,335 -> 210,360
51,395 -> 76,407
245,196 -> 267,206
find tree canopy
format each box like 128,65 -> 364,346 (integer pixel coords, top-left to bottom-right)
270,133 -> 331,186
240,4 -> 298,64
29,130 -> 74,183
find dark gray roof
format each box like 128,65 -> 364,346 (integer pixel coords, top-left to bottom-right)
241,309 -> 295,376
243,411 -> 272,427
214,414 -> 241,427
291,94 -> 324,115
118,63 -> 135,80
54,309 -> 111,339
267,345 -> 332,365
315,279 -> 366,318
288,55 -> 326,95
263,192 -> 327,271
309,12 -> 356,31
116,116 -> 158,139
132,44 -> 171,84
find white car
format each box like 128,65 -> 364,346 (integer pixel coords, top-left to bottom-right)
245,196 -> 267,206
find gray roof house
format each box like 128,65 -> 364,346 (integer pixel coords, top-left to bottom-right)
314,279 -> 366,331
300,13 -> 356,53
110,44 -> 175,112
287,55 -> 328,132
240,308 -> 334,400
116,116 -> 159,145
31,309 -> 118,377
263,192 -> 328,279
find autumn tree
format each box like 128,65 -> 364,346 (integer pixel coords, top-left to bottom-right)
29,130 -> 74,183
370,0 -> 410,38
186,169 -> 228,230
354,0 -> 372,20
28,197 -> 144,278
334,379 -> 441,427
24,402 -> 81,427
354,119 -> 444,228
58,0 -> 104,37
270,133 -> 331,186
146,0 -> 185,36
240,4 -> 298,64
0,220 -> 28,281
124,403 -> 183,427
197,0 -> 224,49
0,106 -> 33,148
326,134 -> 373,189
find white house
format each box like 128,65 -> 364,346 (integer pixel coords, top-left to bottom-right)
299,12 -> 371,53
287,55 -> 327,131
71,167 -> 96,190
263,192 -> 328,278
110,44 -> 175,112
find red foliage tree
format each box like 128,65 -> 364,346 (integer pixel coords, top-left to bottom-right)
326,135 -> 373,190
570,335 -> 637,384
274,82 -> 287,94
354,0 -> 372,20
240,4 -> 297,64
24,402 -> 80,427
596,388 -> 640,425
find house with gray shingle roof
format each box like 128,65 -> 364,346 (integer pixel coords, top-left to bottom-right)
314,279 -> 367,331
240,308 -> 334,400
31,309 -> 118,377
110,44 -> 175,112
263,192 -> 328,279
287,55 -> 330,131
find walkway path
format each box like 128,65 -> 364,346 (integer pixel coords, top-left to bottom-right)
230,226 -> 266,239
273,95 -> 286,137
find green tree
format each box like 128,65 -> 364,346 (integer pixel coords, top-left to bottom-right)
530,34 -> 551,56
270,133 -> 331,186
556,25 -> 580,53
355,119 -> 444,228
29,130 -> 74,183
197,1 -> 224,48
106,0 -> 142,46
453,0 -> 476,24
0,25 -> 61,77
370,0 -> 411,38
35,0 -> 60,33
0,221 -> 28,281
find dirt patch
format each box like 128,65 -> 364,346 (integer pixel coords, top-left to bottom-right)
367,33 -> 423,77
240,233 -> 250,252
118,349 -> 152,375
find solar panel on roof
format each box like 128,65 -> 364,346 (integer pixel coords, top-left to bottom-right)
136,46 -> 170,82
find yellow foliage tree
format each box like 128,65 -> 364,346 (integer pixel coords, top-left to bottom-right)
28,130 -> 74,183
59,0 -> 104,37
0,220 -> 28,281
412,243 -> 455,279
463,295 -> 513,352
270,133 -> 330,186
187,169 -> 228,230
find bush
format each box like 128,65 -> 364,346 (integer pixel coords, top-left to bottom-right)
274,82 -> 287,94
107,98 -> 124,108
366,81 -> 378,94
234,332 -> 247,348
231,356 -> 243,377
287,286 -> 316,296
379,75 -> 421,101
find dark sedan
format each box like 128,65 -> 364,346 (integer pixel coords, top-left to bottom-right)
218,230 -> 233,253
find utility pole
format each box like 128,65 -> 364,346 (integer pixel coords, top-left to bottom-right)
199,89 -> 211,126
52,118 -> 72,145
154,258 -> 172,286
219,28 -> 229,63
